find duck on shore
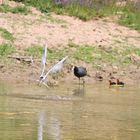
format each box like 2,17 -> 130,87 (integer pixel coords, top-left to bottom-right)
109,79 -> 125,87
109,80 -> 117,87
116,79 -> 124,86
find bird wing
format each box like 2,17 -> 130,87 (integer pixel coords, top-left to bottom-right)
40,44 -> 47,78
42,44 -> 47,65
78,67 -> 87,75
42,56 -> 68,81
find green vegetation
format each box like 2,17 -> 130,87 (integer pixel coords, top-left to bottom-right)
0,27 -> 15,42
55,1 -> 140,31
25,45 -> 69,60
1,0 -> 140,31
52,1 -> 120,21
0,4 -> 11,12
12,0 -> 139,31
0,4 -> 30,15
12,5 -> 30,15
25,46 -> 43,57
21,0 -> 52,13
72,45 -> 94,63
25,42 -> 140,66
0,44 -> 15,57
20,0 -> 118,20
119,4 -> 140,31
47,48 -> 68,60
68,43 -> 140,65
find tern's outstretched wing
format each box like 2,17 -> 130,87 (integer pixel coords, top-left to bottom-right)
40,44 -> 47,78
42,44 -> 47,65
42,56 -> 68,81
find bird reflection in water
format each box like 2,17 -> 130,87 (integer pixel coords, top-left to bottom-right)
37,111 -> 61,140
47,112 -> 61,140
38,111 -> 45,140
72,84 -> 86,97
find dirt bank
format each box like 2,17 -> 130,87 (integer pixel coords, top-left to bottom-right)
0,1 -> 140,86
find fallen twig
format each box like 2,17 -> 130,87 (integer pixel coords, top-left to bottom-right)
8,55 -> 33,64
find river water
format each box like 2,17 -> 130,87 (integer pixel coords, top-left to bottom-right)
0,81 -> 140,140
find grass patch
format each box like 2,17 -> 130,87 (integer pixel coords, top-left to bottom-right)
0,27 -> 15,42
0,4 -> 30,15
13,0 -> 118,20
73,45 -> 94,63
0,44 -> 15,57
50,2 -> 119,21
47,48 -> 67,60
25,46 -> 43,58
70,43 -> 116,64
12,5 -> 30,15
23,0 -> 52,13
68,42 -> 140,65
25,46 -> 68,60
14,0 -> 140,31
96,1 -> 140,32
121,47 -> 140,64
25,45 -> 69,60
25,45 -> 67,59
0,4 -> 12,12
119,5 -> 140,32
25,43 -> 140,66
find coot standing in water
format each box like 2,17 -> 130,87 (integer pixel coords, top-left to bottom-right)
73,66 -> 87,84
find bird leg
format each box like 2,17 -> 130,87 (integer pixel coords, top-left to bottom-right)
42,82 -> 50,88
38,80 -> 43,87
82,79 -> 85,86
79,78 -> 80,85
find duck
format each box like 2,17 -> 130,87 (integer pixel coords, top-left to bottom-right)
109,80 -> 117,87
116,79 -> 124,86
73,66 -> 87,84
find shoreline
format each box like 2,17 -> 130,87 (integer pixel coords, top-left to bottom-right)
0,59 -> 140,86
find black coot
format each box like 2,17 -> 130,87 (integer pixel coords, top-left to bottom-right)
74,66 -> 87,84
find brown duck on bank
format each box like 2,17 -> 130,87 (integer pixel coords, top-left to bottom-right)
109,80 -> 116,87
116,79 -> 124,86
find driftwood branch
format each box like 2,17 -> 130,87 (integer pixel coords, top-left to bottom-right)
8,55 -> 33,64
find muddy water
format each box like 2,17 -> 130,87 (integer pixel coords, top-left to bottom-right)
0,81 -> 140,140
